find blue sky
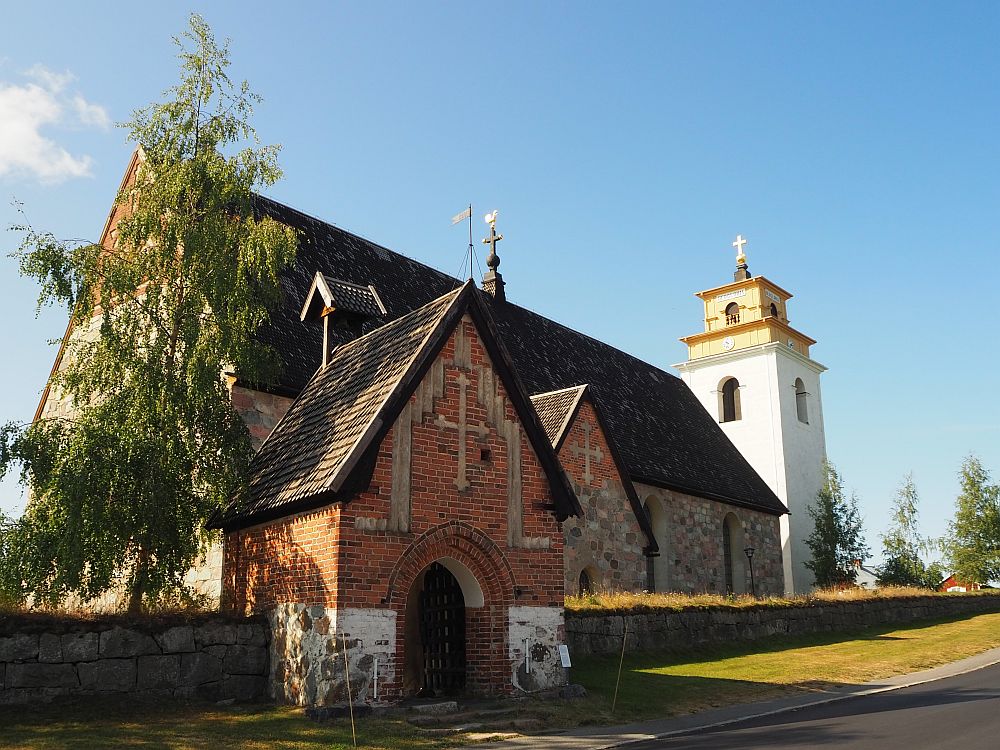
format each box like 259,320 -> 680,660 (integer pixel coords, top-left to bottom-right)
1,1 -> 997,564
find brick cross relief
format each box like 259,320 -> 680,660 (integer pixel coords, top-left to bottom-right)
436,372 -> 489,491
570,421 -> 604,485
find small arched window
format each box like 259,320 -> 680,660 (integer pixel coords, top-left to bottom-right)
725,302 -> 740,325
795,378 -> 809,424
578,568 -> 593,596
722,513 -> 745,594
720,377 -> 741,422
769,302 -> 778,318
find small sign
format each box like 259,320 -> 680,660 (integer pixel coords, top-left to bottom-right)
765,289 -> 782,304
714,289 -> 746,302
559,644 -> 572,668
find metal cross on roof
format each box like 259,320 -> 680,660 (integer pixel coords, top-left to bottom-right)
733,234 -> 748,262
482,210 -> 503,270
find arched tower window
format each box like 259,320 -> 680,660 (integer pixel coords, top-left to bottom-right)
725,302 -> 740,325
719,377 -> 741,423
769,302 -> 778,318
795,378 -> 809,424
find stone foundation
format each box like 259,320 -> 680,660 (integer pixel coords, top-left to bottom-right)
268,604 -> 395,706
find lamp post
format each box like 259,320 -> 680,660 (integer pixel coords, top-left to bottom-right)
744,546 -> 757,598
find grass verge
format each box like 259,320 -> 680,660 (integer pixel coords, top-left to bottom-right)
2,612 -> 999,748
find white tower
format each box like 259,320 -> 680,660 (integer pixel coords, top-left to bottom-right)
673,236 -> 827,594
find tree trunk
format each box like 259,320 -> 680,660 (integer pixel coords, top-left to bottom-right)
128,544 -> 150,614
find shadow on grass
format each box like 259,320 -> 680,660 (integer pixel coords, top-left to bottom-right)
0,697 -> 453,750
620,612 -> 990,664
566,613 -> 1000,725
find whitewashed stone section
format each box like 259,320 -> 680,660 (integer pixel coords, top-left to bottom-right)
268,605 -> 395,706
182,540 -> 223,605
508,606 -> 564,692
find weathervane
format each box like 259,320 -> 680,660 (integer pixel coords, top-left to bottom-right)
482,210 -> 503,271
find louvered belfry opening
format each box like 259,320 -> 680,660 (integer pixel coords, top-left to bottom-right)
419,562 -> 467,695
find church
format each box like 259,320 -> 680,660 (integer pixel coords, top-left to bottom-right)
36,154 -> 829,703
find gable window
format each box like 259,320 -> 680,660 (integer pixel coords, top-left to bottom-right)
725,302 -> 740,326
719,377 -> 741,423
795,378 -> 809,424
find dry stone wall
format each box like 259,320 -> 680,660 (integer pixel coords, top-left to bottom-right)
0,615 -> 268,705
565,593 -> 1000,656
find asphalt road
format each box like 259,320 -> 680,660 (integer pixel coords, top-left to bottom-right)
628,661 -> 1000,750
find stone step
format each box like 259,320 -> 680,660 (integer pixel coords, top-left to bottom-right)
406,700 -> 459,716
406,706 -> 519,727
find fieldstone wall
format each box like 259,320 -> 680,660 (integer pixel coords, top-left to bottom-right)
0,615 -> 268,705
566,592 -> 1000,656
559,401 -> 648,594
636,483 -> 784,597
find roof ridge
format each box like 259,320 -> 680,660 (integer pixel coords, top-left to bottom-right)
254,193 -> 466,287
497,299 -> 678,384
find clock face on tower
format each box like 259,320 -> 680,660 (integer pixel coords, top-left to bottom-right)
722,336 -> 735,351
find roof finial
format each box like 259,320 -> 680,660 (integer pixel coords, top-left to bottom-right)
483,210 -> 502,270
481,210 -> 506,301
732,233 -> 751,281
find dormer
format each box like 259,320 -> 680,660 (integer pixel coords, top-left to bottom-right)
300,272 -> 387,367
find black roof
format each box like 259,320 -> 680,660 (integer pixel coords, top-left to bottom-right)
250,195 -> 787,517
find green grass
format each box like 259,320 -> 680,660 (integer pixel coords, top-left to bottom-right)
555,611 -> 1000,725
2,612 -> 1000,748
0,700 -> 457,750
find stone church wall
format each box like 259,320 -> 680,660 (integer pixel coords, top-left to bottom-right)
636,483 -> 784,597
223,318 -> 567,704
231,386 -> 294,451
560,401 -> 647,594
0,614 -> 268,705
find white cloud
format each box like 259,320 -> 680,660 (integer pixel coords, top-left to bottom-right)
72,95 -> 111,129
0,64 -> 110,183
24,63 -> 75,93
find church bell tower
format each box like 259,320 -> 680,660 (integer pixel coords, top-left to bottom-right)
674,236 -> 828,594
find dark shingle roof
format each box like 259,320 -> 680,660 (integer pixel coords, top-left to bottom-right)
530,386 -> 587,449
248,195 -> 787,517
225,287 -> 461,524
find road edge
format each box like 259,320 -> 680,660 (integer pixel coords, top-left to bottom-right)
606,646 -> 1000,748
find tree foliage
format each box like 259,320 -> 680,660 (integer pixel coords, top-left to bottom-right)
943,455 -> 1000,586
877,474 -> 938,588
0,14 -> 297,611
805,462 -> 870,588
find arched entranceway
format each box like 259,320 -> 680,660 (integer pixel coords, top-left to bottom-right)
403,557 -> 486,696
389,522 -> 516,698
